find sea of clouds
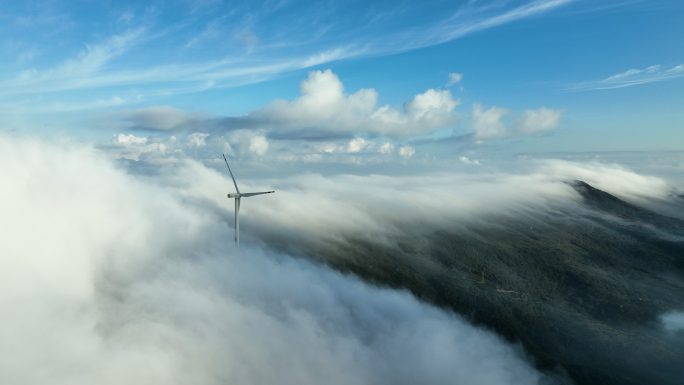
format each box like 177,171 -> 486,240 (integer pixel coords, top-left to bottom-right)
2,134 -> 681,384
1,135 -> 559,385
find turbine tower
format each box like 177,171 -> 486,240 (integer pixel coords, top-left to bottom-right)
223,154 -> 274,245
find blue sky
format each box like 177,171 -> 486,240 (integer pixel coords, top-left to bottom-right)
2,0 -> 683,181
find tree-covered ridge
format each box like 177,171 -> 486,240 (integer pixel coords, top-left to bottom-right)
275,181 -> 684,385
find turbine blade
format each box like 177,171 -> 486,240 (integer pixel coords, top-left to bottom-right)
240,191 -> 275,197
223,154 -> 240,194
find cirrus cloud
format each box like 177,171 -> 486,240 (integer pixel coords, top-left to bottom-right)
571,63 -> 684,90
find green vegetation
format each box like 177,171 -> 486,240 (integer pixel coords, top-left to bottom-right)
283,181 -> 684,385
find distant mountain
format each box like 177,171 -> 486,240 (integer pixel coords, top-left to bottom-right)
569,180 -> 684,233
272,180 -> 684,385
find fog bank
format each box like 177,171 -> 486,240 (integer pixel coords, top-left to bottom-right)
0,135 -> 555,385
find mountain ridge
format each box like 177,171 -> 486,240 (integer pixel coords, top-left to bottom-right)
267,180 -> 684,385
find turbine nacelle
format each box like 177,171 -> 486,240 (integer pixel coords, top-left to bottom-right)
228,191 -> 274,199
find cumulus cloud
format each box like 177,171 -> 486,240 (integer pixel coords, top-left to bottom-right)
120,106 -> 212,131
105,133 -> 176,161
187,132 -> 210,147
0,135 -> 552,385
114,133 -> 147,145
472,103 -> 509,139
346,138 -> 368,153
398,145 -> 415,159
223,142 -> 236,157
446,73 -> 463,86
516,108 -> 561,134
249,135 -> 269,155
379,142 -> 394,154
224,70 -> 461,139
459,156 -> 480,165
471,104 -> 561,139
213,130 -> 275,158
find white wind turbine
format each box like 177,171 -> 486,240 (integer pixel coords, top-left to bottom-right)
223,154 -> 274,245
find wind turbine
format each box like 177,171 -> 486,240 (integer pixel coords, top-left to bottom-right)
223,154 -> 274,245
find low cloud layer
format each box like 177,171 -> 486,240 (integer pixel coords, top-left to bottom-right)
0,135 -> 555,385
157,155 -> 677,249
533,159 -> 676,209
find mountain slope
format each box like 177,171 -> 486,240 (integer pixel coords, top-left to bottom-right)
275,180 -> 684,385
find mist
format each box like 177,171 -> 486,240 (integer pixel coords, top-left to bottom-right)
0,135 -> 566,385
149,154 -> 680,247
5,133 -> 683,384
661,311 -> 684,332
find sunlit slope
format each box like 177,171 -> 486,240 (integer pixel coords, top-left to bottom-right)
286,181 -> 684,385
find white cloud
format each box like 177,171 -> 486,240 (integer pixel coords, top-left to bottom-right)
107,133 -> 173,161
398,145 -> 415,159
515,107 -> 561,134
302,48 -> 353,68
0,0 -> 578,110
471,104 -> 561,139
534,159 -> 673,206
249,135 -> 269,155
404,89 -> 460,121
0,135 -> 553,385
667,64 -> 684,73
220,129 -> 273,158
234,70 -> 461,139
114,133 -> 147,145
379,142 -> 394,154
346,138 -> 368,153
4,28 -> 144,93
459,156 -> 480,165
471,103 -> 509,139
372,0 -> 576,57
187,132 -> 210,147
223,142 -> 235,157
573,63 -> 684,90
446,73 -> 463,86
151,152 -> 678,254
